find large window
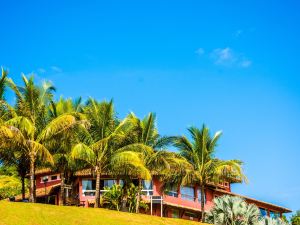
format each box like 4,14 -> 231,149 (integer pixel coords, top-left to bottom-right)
82,179 -> 96,196
166,185 -> 178,197
141,180 -> 153,196
181,186 -> 195,201
259,208 -> 267,217
270,211 -> 280,219
101,180 -> 116,189
197,188 -> 206,203
100,179 -> 116,194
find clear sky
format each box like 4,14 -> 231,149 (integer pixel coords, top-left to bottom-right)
1,0 -> 299,214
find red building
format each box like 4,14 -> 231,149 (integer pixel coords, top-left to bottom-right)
18,168 -> 291,222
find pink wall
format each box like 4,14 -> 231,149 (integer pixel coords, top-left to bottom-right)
36,173 -> 61,189
152,177 -> 214,212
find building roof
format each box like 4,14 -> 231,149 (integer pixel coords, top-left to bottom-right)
215,189 -> 292,213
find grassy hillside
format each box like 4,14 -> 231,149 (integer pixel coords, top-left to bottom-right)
0,201 -> 205,225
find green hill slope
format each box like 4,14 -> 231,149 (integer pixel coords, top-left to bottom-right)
0,201 -> 206,225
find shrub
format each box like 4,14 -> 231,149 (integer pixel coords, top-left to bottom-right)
258,217 -> 289,225
0,175 -> 22,200
206,195 -> 260,225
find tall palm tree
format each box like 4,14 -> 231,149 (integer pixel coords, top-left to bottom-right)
0,68 -> 8,122
0,75 -> 82,202
0,69 -> 30,200
174,125 -> 247,222
71,98 -> 139,208
116,112 -> 189,213
47,97 -> 86,205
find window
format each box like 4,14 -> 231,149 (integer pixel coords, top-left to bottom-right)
40,174 -> 60,183
181,186 -> 195,201
172,209 -> 179,218
197,188 -> 206,203
100,179 -> 116,194
51,175 -> 58,181
185,212 -> 197,220
166,185 -> 178,197
103,180 -> 116,189
259,208 -> 267,217
41,176 -> 49,183
82,179 -> 96,196
270,211 -> 280,219
141,180 -> 153,196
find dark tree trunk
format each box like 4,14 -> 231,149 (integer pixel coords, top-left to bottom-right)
59,172 -> 65,206
135,178 -> 142,213
29,159 -> 36,203
21,175 -> 25,200
200,184 -> 205,222
94,170 -> 101,208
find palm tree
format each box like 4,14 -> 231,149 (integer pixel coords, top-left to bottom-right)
0,75 -> 82,202
206,195 -> 260,225
174,125 -> 247,222
47,97 -> 86,205
0,68 -> 8,123
116,112 -> 189,213
71,98 -> 139,208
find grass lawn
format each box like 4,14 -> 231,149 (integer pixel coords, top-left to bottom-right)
0,201 -> 206,225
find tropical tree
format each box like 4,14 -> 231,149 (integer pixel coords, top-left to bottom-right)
206,195 -> 260,225
291,210 -> 300,225
71,99 -> 150,208
0,75 -> 82,202
116,112 -> 191,213
0,67 -> 8,123
47,97 -> 86,205
102,184 -> 123,211
174,125 -> 247,222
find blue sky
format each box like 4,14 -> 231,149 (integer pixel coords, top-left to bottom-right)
1,0 -> 299,214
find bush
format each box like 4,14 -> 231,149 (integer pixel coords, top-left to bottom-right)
102,184 -> 123,211
0,175 -> 22,200
206,195 -> 260,225
258,217 -> 289,225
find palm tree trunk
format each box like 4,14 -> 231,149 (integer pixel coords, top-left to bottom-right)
29,158 -> 35,203
200,184 -> 205,222
94,170 -> 101,208
135,178 -> 141,213
59,172 -> 65,206
21,175 -> 25,200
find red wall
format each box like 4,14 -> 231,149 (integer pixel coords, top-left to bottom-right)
36,173 -> 61,189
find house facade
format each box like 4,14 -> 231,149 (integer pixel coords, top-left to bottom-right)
18,168 -> 291,222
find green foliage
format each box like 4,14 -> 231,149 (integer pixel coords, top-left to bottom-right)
103,184 -> 123,211
173,125 -> 247,222
258,217 -> 289,225
291,210 -> 300,225
102,183 -> 149,213
0,175 -> 22,199
206,195 -> 260,225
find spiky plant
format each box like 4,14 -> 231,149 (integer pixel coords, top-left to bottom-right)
258,217 -> 289,225
206,195 -> 260,225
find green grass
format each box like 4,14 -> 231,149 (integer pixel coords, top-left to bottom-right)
0,201 -> 205,225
